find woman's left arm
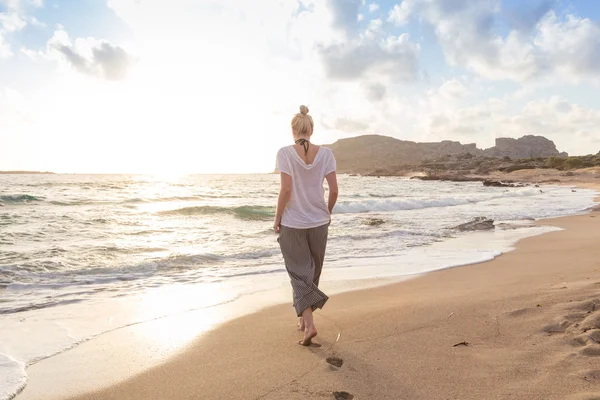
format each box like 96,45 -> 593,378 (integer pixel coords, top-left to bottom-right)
274,173 -> 292,233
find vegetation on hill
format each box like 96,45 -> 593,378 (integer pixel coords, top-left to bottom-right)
362,153 -> 600,177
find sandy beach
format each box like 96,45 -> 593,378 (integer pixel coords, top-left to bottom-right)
16,182 -> 590,400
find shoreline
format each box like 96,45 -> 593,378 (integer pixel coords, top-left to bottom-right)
14,183 -> 600,400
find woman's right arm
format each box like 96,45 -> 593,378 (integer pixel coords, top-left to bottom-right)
325,171 -> 338,216
274,173 -> 292,233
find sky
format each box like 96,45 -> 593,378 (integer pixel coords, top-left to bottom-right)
1,0 -> 599,174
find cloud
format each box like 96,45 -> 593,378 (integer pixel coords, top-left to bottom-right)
47,28 -> 133,80
314,75 -> 600,156
0,33 -> 12,58
28,15 -> 46,27
364,18 -> 383,38
388,0 -> 414,26
437,79 -> 468,99
409,0 -> 600,83
364,82 -> 386,101
368,3 -> 380,13
421,89 -> 600,154
322,116 -> 370,133
0,12 -> 26,32
505,0 -> 555,33
534,13 -> 600,83
0,0 -> 45,57
319,33 -> 420,83
0,87 -> 31,129
326,0 -> 362,35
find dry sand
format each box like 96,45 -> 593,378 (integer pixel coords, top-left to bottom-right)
34,184 -> 600,399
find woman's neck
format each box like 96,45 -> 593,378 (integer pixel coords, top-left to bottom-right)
294,136 -> 310,142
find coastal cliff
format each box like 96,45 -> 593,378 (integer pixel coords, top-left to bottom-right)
326,134 -> 569,175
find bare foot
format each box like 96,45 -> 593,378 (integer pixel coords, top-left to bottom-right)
298,317 -> 305,331
299,327 -> 317,346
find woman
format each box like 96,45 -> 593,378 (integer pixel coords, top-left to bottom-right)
274,105 -> 338,346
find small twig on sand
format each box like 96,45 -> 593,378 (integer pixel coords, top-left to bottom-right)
453,341 -> 469,347
447,312 -> 454,319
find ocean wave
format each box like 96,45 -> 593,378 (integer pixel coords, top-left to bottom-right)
48,200 -> 95,206
2,252 -> 224,286
124,194 -> 246,204
158,205 -> 275,220
0,298 -> 84,315
334,189 -> 541,214
368,193 -> 399,198
0,194 -> 43,204
149,253 -> 225,268
329,228 -> 450,243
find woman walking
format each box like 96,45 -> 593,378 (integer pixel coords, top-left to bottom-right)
274,105 -> 338,346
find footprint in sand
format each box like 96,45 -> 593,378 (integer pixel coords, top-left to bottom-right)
566,394 -> 600,400
564,312 -> 591,322
326,356 -> 344,368
333,391 -> 354,400
543,320 -> 571,334
586,329 -> 600,343
542,299 -> 600,335
581,346 -> 600,357
507,307 -> 536,317
580,312 -> 600,332
568,334 -> 591,347
579,369 -> 600,383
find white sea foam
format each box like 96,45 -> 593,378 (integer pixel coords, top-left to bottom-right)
334,188 -> 542,214
0,354 -> 26,400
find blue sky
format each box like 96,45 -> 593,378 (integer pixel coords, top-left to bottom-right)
1,0 -> 600,173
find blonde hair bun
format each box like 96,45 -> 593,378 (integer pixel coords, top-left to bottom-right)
291,105 -> 314,136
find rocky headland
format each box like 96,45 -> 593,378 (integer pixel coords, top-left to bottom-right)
326,134 -> 600,183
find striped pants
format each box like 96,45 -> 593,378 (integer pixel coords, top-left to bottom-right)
278,223 -> 329,317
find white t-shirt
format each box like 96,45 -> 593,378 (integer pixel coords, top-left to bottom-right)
275,145 -> 336,229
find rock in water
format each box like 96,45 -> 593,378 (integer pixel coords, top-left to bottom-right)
483,179 -> 515,187
364,218 -> 385,226
454,217 -> 495,231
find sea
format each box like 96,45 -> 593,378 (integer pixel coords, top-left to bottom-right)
0,173 -> 597,399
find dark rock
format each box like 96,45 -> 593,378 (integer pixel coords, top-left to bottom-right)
414,174 -> 482,182
483,180 -> 515,187
454,217 -> 495,232
482,180 -> 526,188
326,357 -> 344,367
364,218 -> 385,226
333,392 -> 354,400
